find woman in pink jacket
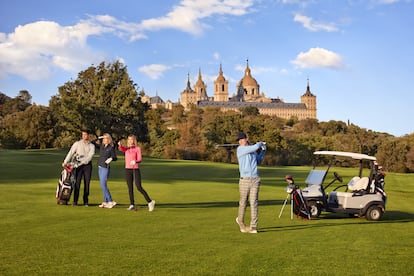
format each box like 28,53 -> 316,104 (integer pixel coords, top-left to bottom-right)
118,134 -> 155,211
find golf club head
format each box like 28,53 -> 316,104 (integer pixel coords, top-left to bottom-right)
285,175 -> 294,184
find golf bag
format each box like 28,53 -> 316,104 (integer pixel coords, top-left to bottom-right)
292,187 -> 311,219
56,164 -> 76,205
284,175 -> 311,219
373,162 -> 386,190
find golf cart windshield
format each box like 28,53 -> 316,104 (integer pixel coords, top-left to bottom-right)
305,169 -> 328,186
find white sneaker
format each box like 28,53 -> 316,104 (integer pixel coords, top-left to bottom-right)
148,200 -> 155,211
236,217 -> 248,233
248,227 -> 258,234
127,205 -> 135,211
105,201 -> 117,209
99,202 -> 107,208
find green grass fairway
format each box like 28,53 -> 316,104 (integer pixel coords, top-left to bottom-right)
1,149 -> 413,275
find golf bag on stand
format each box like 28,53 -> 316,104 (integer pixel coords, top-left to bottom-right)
56,157 -> 80,205
279,175 -> 310,220
292,187 -> 310,219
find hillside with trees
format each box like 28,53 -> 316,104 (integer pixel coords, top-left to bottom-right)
1,61 -> 413,173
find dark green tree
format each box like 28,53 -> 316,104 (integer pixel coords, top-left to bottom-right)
171,104 -> 185,124
240,106 -> 259,116
145,108 -> 168,157
49,61 -> 149,147
0,104 -> 55,149
0,91 -> 31,117
376,138 -> 409,173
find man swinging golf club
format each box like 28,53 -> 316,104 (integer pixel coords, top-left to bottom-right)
235,132 -> 266,234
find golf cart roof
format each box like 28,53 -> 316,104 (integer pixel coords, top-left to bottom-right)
314,151 -> 376,161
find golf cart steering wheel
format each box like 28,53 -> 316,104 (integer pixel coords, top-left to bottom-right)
334,172 -> 343,183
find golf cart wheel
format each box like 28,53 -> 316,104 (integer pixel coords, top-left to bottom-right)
308,201 -> 321,218
366,206 -> 383,221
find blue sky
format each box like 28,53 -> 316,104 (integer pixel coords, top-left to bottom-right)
1,0 -> 413,136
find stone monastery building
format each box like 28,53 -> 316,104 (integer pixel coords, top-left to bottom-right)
142,61 -> 317,120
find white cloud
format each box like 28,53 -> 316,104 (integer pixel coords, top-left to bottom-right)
0,0 -> 255,80
294,13 -> 338,32
278,0 -> 300,3
86,15 -> 147,41
138,64 -> 172,79
376,0 -> 399,3
213,52 -> 221,61
78,1 -> 255,40
234,64 -> 246,72
252,66 -> 278,74
280,68 -> 289,74
0,20 -> 107,80
234,64 -> 277,75
139,0 -> 254,35
291,47 -> 344,69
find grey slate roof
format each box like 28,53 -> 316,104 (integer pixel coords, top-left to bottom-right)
197,100 -> 307,109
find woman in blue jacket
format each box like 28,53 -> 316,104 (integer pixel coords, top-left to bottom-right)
93,133 -> 117,209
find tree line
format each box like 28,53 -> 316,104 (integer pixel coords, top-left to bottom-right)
1,61 -> 413,173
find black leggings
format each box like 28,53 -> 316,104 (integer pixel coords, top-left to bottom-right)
125,169 -> 151,205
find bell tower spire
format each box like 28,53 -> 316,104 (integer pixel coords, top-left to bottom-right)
301,78 -> 317,118
194,67 -> 208,101
214,63 -> 229,102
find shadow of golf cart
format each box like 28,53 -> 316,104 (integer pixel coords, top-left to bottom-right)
298,151 -> 387,221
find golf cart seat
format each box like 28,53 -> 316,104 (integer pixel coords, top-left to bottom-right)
347,176 -> 369,191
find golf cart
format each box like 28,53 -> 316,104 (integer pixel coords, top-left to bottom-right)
296,151 -> 386,221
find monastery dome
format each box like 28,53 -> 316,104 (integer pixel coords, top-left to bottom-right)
240,64 -> 258,87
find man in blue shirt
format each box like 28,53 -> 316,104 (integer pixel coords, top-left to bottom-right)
235,132 -> 266,234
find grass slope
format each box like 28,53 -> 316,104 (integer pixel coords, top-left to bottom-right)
0,149 -> 413,275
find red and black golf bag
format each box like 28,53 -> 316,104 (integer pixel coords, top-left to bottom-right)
292,188 -> 310,219
285,175 -> 311,219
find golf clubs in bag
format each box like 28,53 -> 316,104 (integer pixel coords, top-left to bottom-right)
56,156 -> 80,205
286,175 -> 311,219
292,188 -> 310,219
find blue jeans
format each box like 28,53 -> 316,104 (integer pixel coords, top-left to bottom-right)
98,166 -> 112,202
